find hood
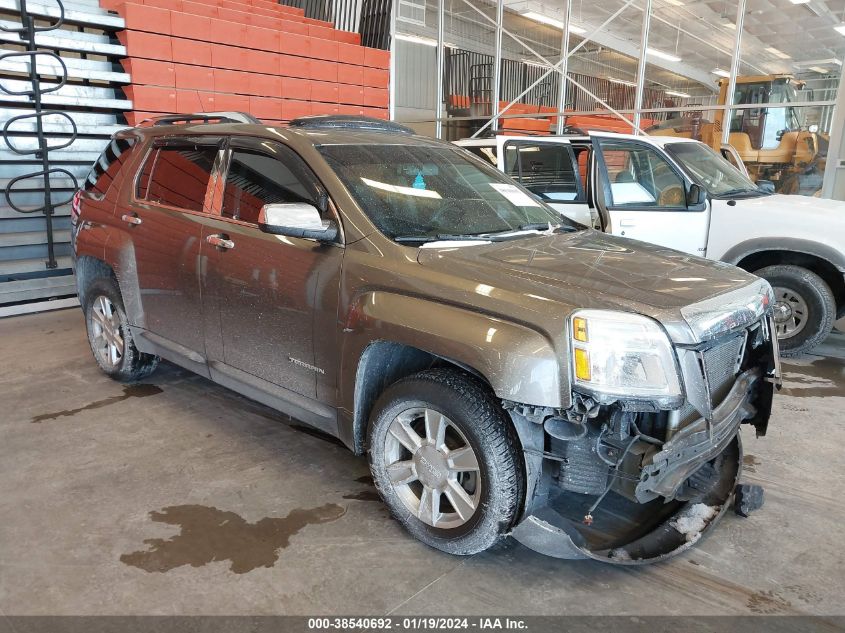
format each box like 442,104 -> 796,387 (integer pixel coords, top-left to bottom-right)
417,230 -> 760,336
733,193 -> 845,223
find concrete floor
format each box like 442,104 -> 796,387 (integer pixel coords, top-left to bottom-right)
1,307 -> 844,616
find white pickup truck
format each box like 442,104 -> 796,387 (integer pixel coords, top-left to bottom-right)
456,132 -> 845,356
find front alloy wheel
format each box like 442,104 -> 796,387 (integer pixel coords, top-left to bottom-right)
384,407 -> 481,529
368,368 -> 524,555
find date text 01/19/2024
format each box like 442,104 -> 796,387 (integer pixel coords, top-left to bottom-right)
306,617 -> 529,630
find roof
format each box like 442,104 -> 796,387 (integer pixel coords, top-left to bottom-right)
455,132 -> 704,147
128,120 -> 454,149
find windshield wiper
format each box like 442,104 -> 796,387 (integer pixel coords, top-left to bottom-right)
393,233 -> 493,244
715,187 -> 765,199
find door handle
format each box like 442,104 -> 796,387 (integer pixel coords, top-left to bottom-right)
121,213 -> 142,226
206,234 -> 235,250
619,219 -> 637,227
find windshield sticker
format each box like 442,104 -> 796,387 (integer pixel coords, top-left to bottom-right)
361,177 -> 442,199
490,183 -> 541,207
413,171 -> 427,190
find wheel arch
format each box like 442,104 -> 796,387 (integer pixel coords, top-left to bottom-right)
74,255 -> 117,310
350,340 -> 494,455
340,291 -> 565,454
725,240 -> 845,319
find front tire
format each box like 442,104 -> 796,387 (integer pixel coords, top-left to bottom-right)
367,369 -> 524,555
755,264 -> 835,357
84,277 -> 159,381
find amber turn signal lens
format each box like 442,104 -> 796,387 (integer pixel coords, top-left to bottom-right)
573,317 -> 588,342
574,348 -> 591,381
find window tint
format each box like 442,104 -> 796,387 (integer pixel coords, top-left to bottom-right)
503,143 -> 581,202
599,141 -> 686,208
141,145 -> 217,212
222,146 -> 316,224
84,137 -> 136,198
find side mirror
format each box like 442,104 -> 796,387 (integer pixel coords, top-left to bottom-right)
258,203 -> 338,242
686,183 -> 706,206
756,180 -> 775,194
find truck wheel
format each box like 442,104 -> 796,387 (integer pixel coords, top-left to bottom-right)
755,265 -> 835,357
367,368 -> 524,555
83,277 -> 159,381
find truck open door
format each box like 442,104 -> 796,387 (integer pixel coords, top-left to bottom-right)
494,136 -> 597,228
589,132 -> 709,256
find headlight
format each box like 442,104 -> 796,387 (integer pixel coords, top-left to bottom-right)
569,310 -> 682,402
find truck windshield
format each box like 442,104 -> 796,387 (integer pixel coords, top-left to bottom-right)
318,143 -> 580,242
665,142 -> 763,198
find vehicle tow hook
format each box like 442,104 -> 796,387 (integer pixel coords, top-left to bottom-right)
734,483 -> 764,517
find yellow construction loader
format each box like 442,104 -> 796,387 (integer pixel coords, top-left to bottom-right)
648,74 -> 828,195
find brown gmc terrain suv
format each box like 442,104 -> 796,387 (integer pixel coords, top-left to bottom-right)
72,113 -> 782,564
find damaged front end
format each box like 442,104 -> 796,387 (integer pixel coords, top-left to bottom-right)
506,284 -> 782,564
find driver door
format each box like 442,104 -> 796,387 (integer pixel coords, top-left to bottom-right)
200,137 -> 343,426
591,133 -> 708,255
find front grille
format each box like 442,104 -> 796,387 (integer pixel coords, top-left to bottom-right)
677,332 -> 746,425
704,334 -> 746,405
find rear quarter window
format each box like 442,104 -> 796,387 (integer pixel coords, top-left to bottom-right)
83,137 -> 137,199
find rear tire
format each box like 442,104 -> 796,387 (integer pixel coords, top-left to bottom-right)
367,368 -> 524,555
83,277 -> 159,381
755,264 -> 835,357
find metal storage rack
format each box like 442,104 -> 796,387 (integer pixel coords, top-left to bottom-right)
0,0 -> 129,315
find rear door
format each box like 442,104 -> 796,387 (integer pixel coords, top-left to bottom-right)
119,136 -> 222,372
591,133 -> 709,255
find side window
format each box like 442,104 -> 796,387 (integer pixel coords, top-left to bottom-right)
138,144 -> 218,212
84,137 -> 136,199
599,141 -> 686,208
503,142 -> 582,203
222,144 -> 317,224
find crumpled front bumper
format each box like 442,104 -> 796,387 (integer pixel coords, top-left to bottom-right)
509,370 -> 765,565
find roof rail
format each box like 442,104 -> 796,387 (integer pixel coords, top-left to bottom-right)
137,112 -> 262,127
289,115 -> 414,134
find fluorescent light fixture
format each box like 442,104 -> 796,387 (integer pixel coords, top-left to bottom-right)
395,33 -> 437,47
663,0 -> 684,5
711,68 -> 731,78
665,90 -> 691,98
789,0 -> 810,4
647,47 -> 681,62
835,24 -> 845,36
795,57 -> 843,66
607,76 -> 637,87
522,11 -> 586,33
766,47 -> 791,59
809,66 -> 830,73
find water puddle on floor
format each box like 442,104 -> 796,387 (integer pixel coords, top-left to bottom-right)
31,384 -> 163,423
120,503 -> 346,574
343,475 -> 381,502
780,357 -> 845,398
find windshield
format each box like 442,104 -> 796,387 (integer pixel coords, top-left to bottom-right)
665,142 -> 760,197
318,143 -> 579,242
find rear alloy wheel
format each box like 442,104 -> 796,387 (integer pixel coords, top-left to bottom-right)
755,264 -> 836,357
84,277 -> 159,381
368,369 -> 524,555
